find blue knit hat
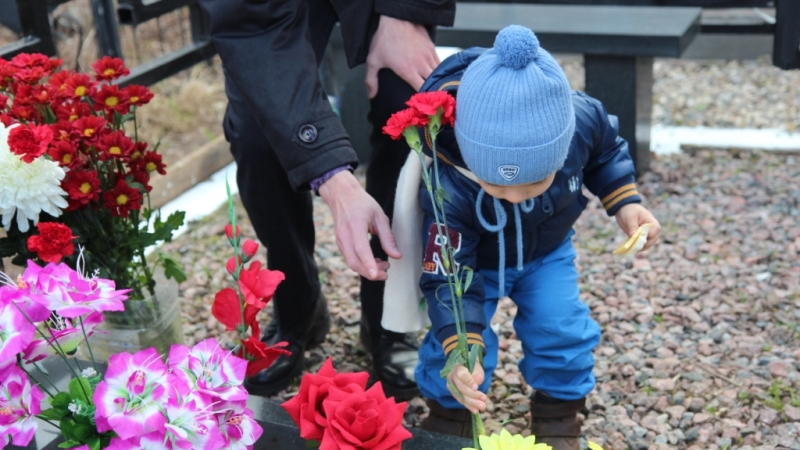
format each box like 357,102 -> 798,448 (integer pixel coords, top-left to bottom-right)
455,25 -> 575,186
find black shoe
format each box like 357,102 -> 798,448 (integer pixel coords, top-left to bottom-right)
419,399 -> 473,438
245,296 -> 331,397
361,322 -> 420,401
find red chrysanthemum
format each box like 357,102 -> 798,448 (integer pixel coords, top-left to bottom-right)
62,169 -> 101,211
138,151 -> 166,175
55,102 -> 92,122
91,84 -> 130,115
103,179 -> 142,218
406,91 -> 456,126
10,53 -> 62,72
0,93 -> 8,112
47,140 -> 79,167
8,104 -> 39,123
26,222 -> 76,264
91,56 -> 130,81
129,169 -> 152,193
7,123 -> 54,163
13,83 -> 54,105
382,107 -> 429,140
71,115 -> 107,141
47,70 -> 75,99
95,130 -> 134,161
63,73 -> 96,99
0,58 -> 16,88
130,141 -> 147,161
123,85 -> 154,107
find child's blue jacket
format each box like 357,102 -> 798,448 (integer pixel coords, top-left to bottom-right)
418,48 -> 642,354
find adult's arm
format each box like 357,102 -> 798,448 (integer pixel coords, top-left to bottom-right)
198,0 -> 359,191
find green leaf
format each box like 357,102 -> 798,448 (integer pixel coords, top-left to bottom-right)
305,439 -> 320,448
38,408 -> 69,420
462,267 -> 474,294
468,343 -> 483,373
58,440 -> 82,449
87,436 -> 101,450
439,348 -> 461,379
51,392 -> 72,409
73,423 -> 96,441
158,252 -> 187,283
60,418 -> 76,441
69,377 -> 92,404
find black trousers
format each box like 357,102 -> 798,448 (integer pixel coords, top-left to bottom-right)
221,2 -> 415,344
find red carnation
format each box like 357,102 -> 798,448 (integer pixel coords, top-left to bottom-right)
47,140 -> 79,167
382,108 -> 428,140
92,84 -> 130,115
238,261 -> 284,309
281,358 -> 370,441
123,85 -> 154,107
95,130 -> 134,161
91,56 -> 130,81
71,115 -> 106,141
103,179 -> 142,218
62,169 -> 101,211
0,94 -> 8,112
7,123 -> 53,163
320,382 -> 411,450
27,222 -> 76,263
406,91 -> 456,126
64,73 -> 96,99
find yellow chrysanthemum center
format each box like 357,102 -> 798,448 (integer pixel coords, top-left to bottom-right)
116,194 -> 128,205
145,162 -> 157,173
83,128 -> 95,137
103,68 -> 116,77
105,96 -> 119,107
109,146 -> 121,155
80,182 -> 92,194
74,86 -> 86,97
130,96 -> 139,103
62,154 -> 72,164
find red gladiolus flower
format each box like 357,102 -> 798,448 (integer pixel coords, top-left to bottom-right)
64,73 -> 96,99
124,85 -> 154,107
225,256 -> 240,275
382,108 -> 428,140
92,84 -> 130,115
239,325 -> 290,377
103,179 -> 142,218
319,382 -> 411,450
62,169 -> 101,211
406,91 -> 456,126
47,140 -> 79,167
26,222 -> 77,263
91,56 -> 130,81
225,224 -> 240,240
238,261 -> 284,309
281,358 -> 371,441
7,123 -> 53,163
95,131 -> 134,161
71,116 -> 106,141
212,287 -> 242,331
242,239 -> 259,261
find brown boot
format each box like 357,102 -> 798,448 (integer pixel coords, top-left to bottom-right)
529,392 -> 585,450
419,399 -> 473,438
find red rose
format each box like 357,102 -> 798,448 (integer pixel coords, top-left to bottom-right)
27,222 -> 77,263
319,382 -> 411,450
103,179 -> 142,218
238,261 -> 284,309
91,56 -> 130,81
381,108 -> 428,141
281,358 -> 370,441
406,91 -> 456,126
7,123 -> 53,163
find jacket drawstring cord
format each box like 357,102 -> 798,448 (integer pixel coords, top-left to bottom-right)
476,188 -> 508,298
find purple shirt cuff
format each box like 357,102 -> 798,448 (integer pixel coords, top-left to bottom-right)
309,165 -> 354,195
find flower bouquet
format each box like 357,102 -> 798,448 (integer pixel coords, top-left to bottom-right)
0,53 -> 187,359
0,252 -> 263,450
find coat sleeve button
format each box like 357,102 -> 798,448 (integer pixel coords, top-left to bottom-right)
298,124 -> 318,143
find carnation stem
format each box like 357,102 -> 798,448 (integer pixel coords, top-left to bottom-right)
79,316 -> 98,372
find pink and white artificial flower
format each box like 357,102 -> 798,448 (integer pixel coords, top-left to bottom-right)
0,364 -> 44,448
0,282 -> 50,323
93,348 -> 169,440
22,311 -> 105,363
0,300 -> 36,364
217,405 -> 263,450
168,338 -> 248,403
24,260 -> 130,318
157,392 -> 224,450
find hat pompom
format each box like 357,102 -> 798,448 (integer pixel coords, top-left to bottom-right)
494,25 -> 539,70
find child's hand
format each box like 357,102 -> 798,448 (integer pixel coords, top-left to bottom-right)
614,204 -> 661,251
446,363 -> 487,414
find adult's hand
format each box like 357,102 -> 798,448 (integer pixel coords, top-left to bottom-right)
365,15 -> 440,98
318,171 -> 402,280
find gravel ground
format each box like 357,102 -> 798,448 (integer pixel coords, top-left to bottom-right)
162,146 -> 800,450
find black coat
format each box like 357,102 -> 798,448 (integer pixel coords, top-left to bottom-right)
198,0 -> 456,190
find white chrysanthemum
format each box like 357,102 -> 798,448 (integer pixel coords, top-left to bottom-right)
0,123 -> 68,233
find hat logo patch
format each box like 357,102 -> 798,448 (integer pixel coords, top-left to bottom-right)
498,165 -> 520,181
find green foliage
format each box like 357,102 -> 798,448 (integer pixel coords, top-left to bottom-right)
41,373 -> 115,450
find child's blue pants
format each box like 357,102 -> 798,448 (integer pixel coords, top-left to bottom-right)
415,235 -> 601,409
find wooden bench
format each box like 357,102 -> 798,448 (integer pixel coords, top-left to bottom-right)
324,3 -> 702,176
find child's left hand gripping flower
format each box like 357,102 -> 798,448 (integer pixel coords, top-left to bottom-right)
613,204 -> 661,256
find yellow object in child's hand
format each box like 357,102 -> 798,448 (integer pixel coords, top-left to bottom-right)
612,223 -> 653,257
